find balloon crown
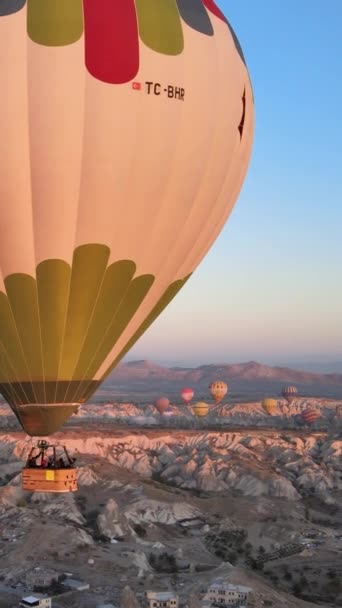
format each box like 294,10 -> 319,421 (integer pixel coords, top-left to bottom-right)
0,1 -> 246,85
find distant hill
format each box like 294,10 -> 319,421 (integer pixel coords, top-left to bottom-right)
107,359 -> 342,386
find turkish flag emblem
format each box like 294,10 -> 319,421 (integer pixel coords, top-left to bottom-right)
132,82 -> 141,90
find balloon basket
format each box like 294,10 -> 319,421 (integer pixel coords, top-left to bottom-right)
22,466 -> 77,493
22,441 -> 78,493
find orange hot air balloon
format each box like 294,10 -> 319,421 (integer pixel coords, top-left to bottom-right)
181,388 -> 194,405
154,397 -> 170,415
282,386 -> 298,404
301,408 -> 321,426
209,381 -> 228,404
262,398 -> 277,416
193,402 -> 209,417
0,2 -> 254,436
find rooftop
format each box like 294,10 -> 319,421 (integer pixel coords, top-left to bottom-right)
62,578 -> 89,590
209,583 -> 252,593
28,569 -> 56,575
21,596 -> 47,605
146,591 -> 178,600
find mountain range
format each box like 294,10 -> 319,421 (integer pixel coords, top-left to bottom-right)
108,360 -> 342,385
94,360 -> 342,404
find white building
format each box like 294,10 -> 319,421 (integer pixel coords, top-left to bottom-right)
62,578 -> 90,591
207,582 -> 252,607
145,591 -> 179,608
19,595 -> 51,608
25,569 -> 58,590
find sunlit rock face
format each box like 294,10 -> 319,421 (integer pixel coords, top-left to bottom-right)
0,430 -> 340,503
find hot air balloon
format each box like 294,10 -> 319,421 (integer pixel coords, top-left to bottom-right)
209,381 -> 228,404
282,386 -> 298,404
262,398 -> 277,416
336,404 -> 342,419
154,397 -> 170,415
193,402 -> 209,417
301,408 -> 321,426
0,3 -> 254,439
163,406 -> 174,417
181,388 -> 194,405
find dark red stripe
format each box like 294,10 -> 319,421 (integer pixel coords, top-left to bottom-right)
83,0 -> 139,84
202,0 -> 227,23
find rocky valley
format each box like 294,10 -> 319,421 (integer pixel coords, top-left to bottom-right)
0,426 -> 341,608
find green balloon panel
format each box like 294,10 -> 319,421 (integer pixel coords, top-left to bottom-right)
0,244 -> 189,407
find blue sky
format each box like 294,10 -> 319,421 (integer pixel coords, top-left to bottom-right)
128,1 -> 342,368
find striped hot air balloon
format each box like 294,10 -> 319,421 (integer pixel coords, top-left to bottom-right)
181,388 -> 194,405
282,386 -> 298,404
262,398 -> 277,416
0,1 -> 254,436
209,381 -> 228,404
193,402 -> 209,417
301,408 -> 321,426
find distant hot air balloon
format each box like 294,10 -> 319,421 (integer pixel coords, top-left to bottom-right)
262,398 -> 277,416
209,381 -> 228,404
193,402 -> 209,417
335,404 -> 342,419
154,397 -> 170,415
282,386 -> 298,404
301,408 -> 321,426
0,3 -> 254,437
163,406 -> 174,417
181,388 -> 194,405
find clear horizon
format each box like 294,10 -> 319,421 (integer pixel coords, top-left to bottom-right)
127,0 -> 342,366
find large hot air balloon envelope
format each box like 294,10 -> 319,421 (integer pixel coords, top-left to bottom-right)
262,398 -> 277,416
209,381 -> 228,404
282,386 -> 298,404
181,388 -> 194,405
193,402 -> 209,417
154,397 -> 170,415
0,2 -> 254,436
301,408 -> 321,426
